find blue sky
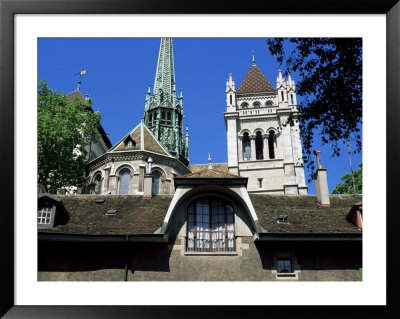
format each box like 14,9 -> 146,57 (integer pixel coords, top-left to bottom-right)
38,37 -> 362,194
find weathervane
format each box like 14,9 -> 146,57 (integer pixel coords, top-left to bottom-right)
75,69 -> 86,91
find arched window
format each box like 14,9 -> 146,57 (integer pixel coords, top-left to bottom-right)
281,91 -> 284,101
167,112 -> 171,123
149,113 -> 152,124
119,168 -> 130,194
255,131 -> 263,160
241,102 -> 248,109
254,102 -> 261,108
161,111 -> 165,120
94,174 -> 102,194
290,94 -> 294,105
187,197 -> 235,252
266,100 -> 273,107
243,132 -> 251,160
152,171 -> 161,195
268,131 -> 275,159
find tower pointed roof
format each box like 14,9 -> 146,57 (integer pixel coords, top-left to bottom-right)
236,64 -> 275,94
152,37 -> 176,105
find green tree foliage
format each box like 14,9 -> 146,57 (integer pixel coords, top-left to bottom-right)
38,79 -> 100,193
267,38 -> 362,179
332,163 -> 362,194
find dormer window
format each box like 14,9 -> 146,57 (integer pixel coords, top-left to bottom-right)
123,136 -> 136,149
38,205 -> 53,225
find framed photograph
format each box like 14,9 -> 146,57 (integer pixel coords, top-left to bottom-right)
1,0 -> 399,318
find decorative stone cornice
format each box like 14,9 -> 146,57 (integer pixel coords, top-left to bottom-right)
87,150 -> 190,175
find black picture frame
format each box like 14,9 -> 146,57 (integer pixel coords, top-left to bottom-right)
1,0 -> 399,318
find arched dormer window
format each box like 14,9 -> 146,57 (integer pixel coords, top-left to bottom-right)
152,170 -> 161,195
119,168 -> 131,194
94,174 -> 102,194
241,102 -> 248,109
243,132 -> 251,160
187,197 -> 235,252
253,102 -> 261,108
266,100 -> 273,107
255,131 -> 263,160
268,131 -> 275,159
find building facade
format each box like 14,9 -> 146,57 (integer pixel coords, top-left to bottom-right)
225,55 -> 307,194
38,38 -> 362,282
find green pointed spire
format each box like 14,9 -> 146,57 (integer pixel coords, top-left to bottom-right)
143,38 -> 189,166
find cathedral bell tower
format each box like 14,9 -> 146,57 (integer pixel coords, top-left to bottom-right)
224,53 -> 308,194
143,38 -> 189,166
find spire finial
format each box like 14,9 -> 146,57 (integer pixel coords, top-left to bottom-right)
76,69 -> 86,91
208,153 -> 212,170
252,49 -> 256,65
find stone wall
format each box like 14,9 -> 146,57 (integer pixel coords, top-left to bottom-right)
38,237 -> 361,282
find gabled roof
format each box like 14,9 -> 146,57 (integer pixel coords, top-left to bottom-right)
251,194 -> 362,234
178,168 -> 241,179
236,65 -> 275,94
39,195 -> 173,236
189,163 -> 228,173
108,122 -> 170,156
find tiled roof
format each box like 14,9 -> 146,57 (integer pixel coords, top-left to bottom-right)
39,194 -> 362,237
251,194 -> 362,233
189,163 -> 228,172
111,123 -> 169,156
236,65 -> 275,94
66,90 -> 85,103
39,195 -> 173,235
177,168 -> 241,179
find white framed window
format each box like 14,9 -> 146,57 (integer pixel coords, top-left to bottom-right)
38,206 -> 52,225
187,197 -> 235,253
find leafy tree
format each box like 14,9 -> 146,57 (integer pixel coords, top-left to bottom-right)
38,79 -> 100,193
332,163 -> 362,194
267,38 -> 362,180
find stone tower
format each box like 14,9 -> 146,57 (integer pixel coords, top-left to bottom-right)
143,38 -> 189,166
224,54 -> 308,194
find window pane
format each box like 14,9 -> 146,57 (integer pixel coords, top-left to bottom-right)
119,169 -> 130,194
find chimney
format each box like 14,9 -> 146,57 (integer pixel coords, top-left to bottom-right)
143,157 -> 153,199
314,150 -> 331,207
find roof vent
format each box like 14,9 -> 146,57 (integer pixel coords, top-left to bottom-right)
277,214 -> 289,223
95,199 -> 105,204
106,209 -> 117,215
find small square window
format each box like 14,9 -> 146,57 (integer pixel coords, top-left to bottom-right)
277,259 -> 292,273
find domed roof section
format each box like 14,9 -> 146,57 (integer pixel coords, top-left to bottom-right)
236,65 -> 275,94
